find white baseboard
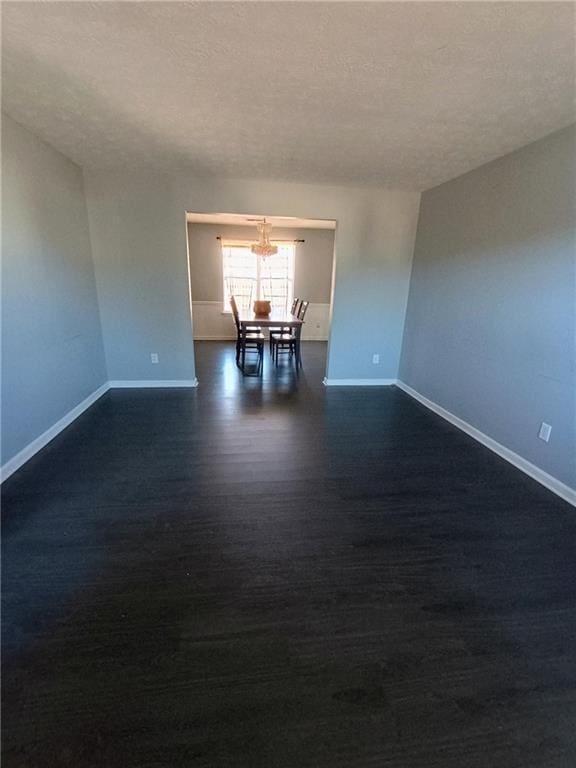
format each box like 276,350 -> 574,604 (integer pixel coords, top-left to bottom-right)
0,381 -> 111,483
0,378 -> 200,483
396,380 -> 576,507
323,377 -> 398,386
108,379 -> 199,388
194,336 -> 236,341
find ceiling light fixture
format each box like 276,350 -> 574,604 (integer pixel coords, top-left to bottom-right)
251,218 -> 278,258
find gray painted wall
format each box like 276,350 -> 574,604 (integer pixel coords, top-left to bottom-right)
187,223 -> 335,304
1,114 -> 107,464
85,173 -> 420,382
400,126 -> 576,489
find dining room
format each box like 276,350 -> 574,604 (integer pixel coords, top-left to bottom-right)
187,212 -> 336,380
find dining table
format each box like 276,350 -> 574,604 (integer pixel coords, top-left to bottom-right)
238,309 -> 304,373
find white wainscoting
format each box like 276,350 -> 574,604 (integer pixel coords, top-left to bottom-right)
192,302 -> 236,340
301,303 -> 331,341
192,301 -> 331,341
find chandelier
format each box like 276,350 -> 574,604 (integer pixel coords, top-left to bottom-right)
251,219 -> 278,257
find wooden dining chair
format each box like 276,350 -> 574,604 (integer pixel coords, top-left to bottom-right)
272,298 -> 307,369
269,297 -> 299,356
272,323 -> 303,369
270,297 -> 301,357
230,296 -> 265,373
297,300 -> 309,321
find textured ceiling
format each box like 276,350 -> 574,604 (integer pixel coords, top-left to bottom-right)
2,1 -> 575,190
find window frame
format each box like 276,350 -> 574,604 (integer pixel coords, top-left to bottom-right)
221,242 -> 295,314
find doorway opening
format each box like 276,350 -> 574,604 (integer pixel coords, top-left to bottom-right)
185,212 -> 337,383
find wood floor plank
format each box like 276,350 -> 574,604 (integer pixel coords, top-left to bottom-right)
2,342 -> 575,767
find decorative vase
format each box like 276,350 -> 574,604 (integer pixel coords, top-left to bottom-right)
253,300 -> 271,317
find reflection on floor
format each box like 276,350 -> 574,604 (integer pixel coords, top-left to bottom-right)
195,339 -> 329,395
2,340 -> 575,767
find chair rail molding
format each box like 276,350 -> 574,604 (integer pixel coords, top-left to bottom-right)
192,301 -> 330,341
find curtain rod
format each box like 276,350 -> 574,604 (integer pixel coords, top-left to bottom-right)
216,236 -> 305,243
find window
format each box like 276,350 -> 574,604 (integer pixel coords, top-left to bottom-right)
222,243 -> 295,313
221,245 -> 257,314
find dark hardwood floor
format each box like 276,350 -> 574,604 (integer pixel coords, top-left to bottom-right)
2,341 -> 575,767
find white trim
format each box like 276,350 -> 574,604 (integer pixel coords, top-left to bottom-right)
0,378 -> 200,483
194,335 -> 236,341
0,382 -> 111,483
323,377 -> 398,386
221,241 -> 296,314
192,300 -> 331,341
396,380 -> 576,507
108,379 -> 198,388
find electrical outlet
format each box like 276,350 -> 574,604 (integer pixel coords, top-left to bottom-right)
372,354 -> 380,365
150,353 -> 159,364
538,422 -> 552,442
